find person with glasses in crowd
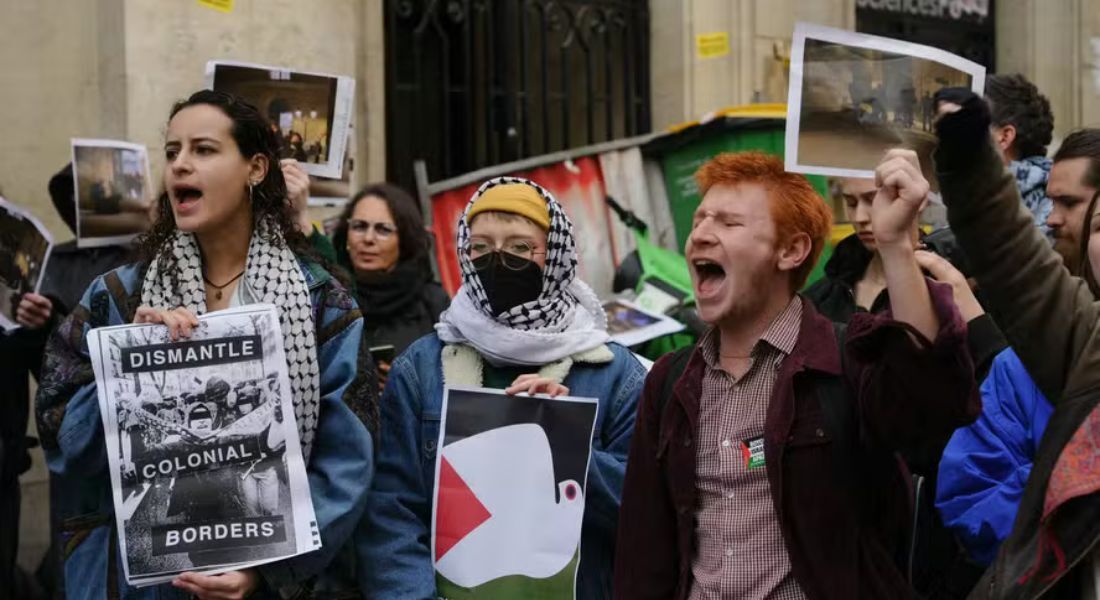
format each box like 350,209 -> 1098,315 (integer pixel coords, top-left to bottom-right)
331,183 -> 450,366
359,177 -> 645,598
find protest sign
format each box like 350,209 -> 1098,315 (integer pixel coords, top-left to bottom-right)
0,197 -> 53,331
206,60 -> 355,180
71,139 -> 152,248
308,125 -> 355,207
87,304 -> 320,586
785,22 -> 985,179
602,298 -> 685,348
432,387 -> 598,599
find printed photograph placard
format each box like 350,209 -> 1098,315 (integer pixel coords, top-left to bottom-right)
0,197 -> 53,331
71,139 -> 153,248
87,305 -> 320,586
206,60 -> 355,180
603,299 -> 685,348
785,22 -> 986,179
308,125 -> 355,207
431,387 -> 599,599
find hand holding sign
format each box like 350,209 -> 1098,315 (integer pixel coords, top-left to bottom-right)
871,149 -> 929,248
134,306 -> 200,341
172,569 -> 258,600
506,373 -> 570,398
281,159 -> 313,235
16,293 -> 52,329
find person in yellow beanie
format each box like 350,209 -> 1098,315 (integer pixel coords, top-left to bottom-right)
360,176 -> 645,598
466,182 -> 552,230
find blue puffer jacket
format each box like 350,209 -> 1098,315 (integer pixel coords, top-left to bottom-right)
935,348 -> 1053,566
35,260 -> 377,599
359,333 -> 645,599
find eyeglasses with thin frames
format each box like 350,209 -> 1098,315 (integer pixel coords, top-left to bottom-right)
467,238 -> 546,270
347,219 -> 397,240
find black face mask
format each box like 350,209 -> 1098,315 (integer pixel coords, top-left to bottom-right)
472,252 -> 544,316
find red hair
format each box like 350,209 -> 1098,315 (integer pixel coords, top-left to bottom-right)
695,151 -> 833,289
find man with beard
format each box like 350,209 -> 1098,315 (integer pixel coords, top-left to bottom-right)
613,151 -> 979,599
1047,129 -> 1100,272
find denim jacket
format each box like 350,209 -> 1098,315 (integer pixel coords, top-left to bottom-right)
359,334 -> 645,599
35,260 -> 378,599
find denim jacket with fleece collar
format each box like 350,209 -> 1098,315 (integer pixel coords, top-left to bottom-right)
359,333 -> 645,599
35,260 -> 378,599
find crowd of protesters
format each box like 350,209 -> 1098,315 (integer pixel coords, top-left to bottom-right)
1,68 -> 1098,600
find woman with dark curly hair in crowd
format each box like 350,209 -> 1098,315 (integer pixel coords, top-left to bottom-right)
35,89 -> 378,599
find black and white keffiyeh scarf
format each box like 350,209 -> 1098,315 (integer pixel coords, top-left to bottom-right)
141,217 -> 321,460
436,176 -> 609,366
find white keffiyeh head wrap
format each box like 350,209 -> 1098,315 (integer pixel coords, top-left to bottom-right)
436,176 -> 609,366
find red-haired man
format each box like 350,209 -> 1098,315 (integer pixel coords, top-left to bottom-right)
613,150 -> 979,599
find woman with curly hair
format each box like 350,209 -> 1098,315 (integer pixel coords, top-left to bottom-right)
36,90 -> 378,599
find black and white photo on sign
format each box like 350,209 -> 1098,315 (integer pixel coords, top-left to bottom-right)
602,299 -> 685,348
206,60 -> 355,180
0,197 -> 53,331
71,139 -> 153,248
785,22 -> 985,180
87,305 -> 319,586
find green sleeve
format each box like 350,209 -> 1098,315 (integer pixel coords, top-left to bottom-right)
308,225 -> 338,264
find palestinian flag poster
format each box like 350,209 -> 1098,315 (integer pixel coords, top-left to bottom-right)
431,386 -> 599,599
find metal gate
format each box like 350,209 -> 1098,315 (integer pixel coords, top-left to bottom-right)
384,0 -> 651,192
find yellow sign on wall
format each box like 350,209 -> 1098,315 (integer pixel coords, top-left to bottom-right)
696,32 -> 730,59
197,0 -> 234,13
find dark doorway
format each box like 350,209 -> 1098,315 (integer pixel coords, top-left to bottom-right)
384,0 -> 651,192
857,1 -> 996,71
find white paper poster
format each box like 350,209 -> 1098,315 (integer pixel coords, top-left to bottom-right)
431,387 -> 598,599
785,22 -> 985,179
206,60 -> 355,180
71,138 -> 153,248
603,298 -> 685,348
87,304 -> 320,586
0,197 -> 53,331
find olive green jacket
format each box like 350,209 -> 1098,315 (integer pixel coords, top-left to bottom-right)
937,115 -> 1100,599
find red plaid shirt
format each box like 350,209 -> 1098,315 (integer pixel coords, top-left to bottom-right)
689,297 -> 807,600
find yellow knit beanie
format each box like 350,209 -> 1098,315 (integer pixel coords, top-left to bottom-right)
467,183 -> 551,231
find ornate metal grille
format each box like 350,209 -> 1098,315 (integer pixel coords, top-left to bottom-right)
385,0 -> 651,191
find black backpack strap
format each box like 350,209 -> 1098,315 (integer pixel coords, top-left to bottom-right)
818,322 -> 856,459
817,321 -> 862,508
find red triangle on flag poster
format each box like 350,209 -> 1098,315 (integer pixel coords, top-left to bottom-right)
436,456 -> 492,560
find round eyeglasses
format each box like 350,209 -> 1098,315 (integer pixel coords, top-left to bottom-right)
467,239 -> 546,269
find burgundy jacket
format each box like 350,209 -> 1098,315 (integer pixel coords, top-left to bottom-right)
613,285 -> 980,600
